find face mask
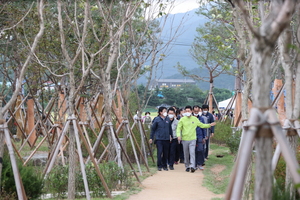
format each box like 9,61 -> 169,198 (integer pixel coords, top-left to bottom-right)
168,114 -> 174,119
182,113 -> 187,116
163,112 -> 167,117
146,114 -> 150,117
194,113 -> 198,116
185,112 -> 191,117
203,111 -> 208,114
199,112 -> 203,116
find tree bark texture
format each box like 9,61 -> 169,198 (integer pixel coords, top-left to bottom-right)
245,0 -> 296,199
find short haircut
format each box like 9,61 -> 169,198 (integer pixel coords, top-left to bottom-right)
202,104 -> 209,109
158,106 -> 167,113
185,105 -> 192,111
167,107 -> 176,113
193,105 -> 200,110
145,112 -> 150,115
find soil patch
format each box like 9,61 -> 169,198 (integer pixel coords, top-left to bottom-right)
210,164 -> 226,174
127,163 -> 224,200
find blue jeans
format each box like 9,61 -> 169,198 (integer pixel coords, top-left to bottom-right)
156,140 -> 170,168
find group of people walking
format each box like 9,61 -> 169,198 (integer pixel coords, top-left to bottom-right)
148,105 -> 216,172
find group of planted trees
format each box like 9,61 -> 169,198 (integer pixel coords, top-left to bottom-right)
0,0 -> 185,199
190,0 -> 300,199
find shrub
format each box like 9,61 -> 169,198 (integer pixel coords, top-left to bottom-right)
211,121 -> 233,145
226,130 -> 242,154
1,150 -> 44,199
44,161 -> 133,198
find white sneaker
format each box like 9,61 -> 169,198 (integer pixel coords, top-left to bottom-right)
199,166 -> 204,170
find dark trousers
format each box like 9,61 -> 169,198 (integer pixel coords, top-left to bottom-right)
156,140 -> 170,168
169,138 -> 178,167
196,143 -> 205,166
179,143 -> 184,160
204,137 -> 210,159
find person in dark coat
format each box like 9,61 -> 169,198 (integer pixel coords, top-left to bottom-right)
201,104 -> 215,160
149,106 -> 172,171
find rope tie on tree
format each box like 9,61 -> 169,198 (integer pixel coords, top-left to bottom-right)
283,119 -> 299,136
243,108 -> 281,138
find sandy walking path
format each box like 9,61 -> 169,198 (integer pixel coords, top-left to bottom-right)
127,163 -> 224,200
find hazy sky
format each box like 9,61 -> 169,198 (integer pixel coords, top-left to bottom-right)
169,0 -> 200,14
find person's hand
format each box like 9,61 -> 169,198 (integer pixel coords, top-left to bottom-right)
177,136 -> 181,144
210,133 -> 214,138
202,139 -> 206,144
210,122 -> 216,126
149,139 -> 153,144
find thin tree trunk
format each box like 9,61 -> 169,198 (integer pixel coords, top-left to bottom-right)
236,1 -> 296,199
209,80 -> 213,112
279,23 -> 297,199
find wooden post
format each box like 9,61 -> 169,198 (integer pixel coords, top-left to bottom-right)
2,124 -> 27,200
58,88 -> 66,122
234,91 -> 242,127
79,97 -> 87,123
95,94 -> 104,129
272,79 -> 286,125
15,95 -> 25,139
26,97 -> 36,146
72,119 -> 91,200
44,120 -> 70,177
75,120 -> 112,198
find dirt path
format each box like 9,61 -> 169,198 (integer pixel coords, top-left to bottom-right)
127,163 -> 224,200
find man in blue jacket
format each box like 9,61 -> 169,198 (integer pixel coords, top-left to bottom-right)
149,106 -> 172,171
201,104 -> 215,160
193,105 -> 206,170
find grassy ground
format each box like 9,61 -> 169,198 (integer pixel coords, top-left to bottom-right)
203,143 -> 235,196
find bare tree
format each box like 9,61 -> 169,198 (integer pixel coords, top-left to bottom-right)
0,0 -> 45,191
236,0 -> 296,199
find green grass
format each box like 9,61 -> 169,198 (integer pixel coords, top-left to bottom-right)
203,143 -> 235,195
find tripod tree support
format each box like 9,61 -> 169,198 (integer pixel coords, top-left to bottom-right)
225,108 -> 300,199
1,121 -> 27,200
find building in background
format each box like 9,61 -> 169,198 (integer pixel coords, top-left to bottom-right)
150,79 -> 196,89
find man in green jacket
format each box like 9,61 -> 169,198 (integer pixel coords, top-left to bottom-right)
176,105 -> 216,173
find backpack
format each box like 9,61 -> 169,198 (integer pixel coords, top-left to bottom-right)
144,116 -> 152,124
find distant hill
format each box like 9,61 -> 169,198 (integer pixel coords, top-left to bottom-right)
166,68 -> 235,91
138,8 -> 236,91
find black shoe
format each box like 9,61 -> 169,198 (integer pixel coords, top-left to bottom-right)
186,168 -> 190,172
169,166 -> 174,170
158,168 -> 162,171
180,159 -> 184,163
202,163 -> 205,166
163,167 -> 168,171
191,168 -> 195,173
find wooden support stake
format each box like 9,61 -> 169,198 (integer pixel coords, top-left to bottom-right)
2,124 -> 27,200
72,119 -> 91,200
76,120 -> 112,198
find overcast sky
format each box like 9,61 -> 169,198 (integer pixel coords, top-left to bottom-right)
169,0 -> 200,14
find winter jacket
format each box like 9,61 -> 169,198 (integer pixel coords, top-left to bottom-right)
150,116 -> 172,141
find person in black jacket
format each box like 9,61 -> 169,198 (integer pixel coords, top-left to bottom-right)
201,104 -> 215,160
149,106 -> 172,171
